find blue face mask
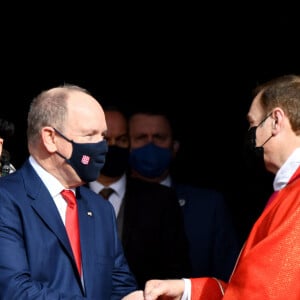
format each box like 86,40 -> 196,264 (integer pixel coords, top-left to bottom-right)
129,143 -> 172,178
54,128 -> 108,182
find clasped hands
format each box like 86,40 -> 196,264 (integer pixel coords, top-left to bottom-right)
122,279 -> 185,300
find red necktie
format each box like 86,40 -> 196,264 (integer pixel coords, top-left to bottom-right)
61,189 -> 82,276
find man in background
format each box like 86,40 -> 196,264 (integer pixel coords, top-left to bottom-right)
128,109 -> 239,280
88,106 -> 191,289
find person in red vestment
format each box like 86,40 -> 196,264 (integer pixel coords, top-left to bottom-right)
123,74 -> 300,300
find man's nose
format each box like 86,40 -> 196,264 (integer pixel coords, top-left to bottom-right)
147,136 -> 154,143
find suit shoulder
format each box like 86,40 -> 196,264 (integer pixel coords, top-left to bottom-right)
126,178 -> 179,208
176,183 -> 225,202
128,177 -> 176,193
0,169 -> 25,194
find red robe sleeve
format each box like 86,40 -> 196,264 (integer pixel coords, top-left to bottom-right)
191,277 -> 227,300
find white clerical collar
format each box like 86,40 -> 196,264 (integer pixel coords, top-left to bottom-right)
273,148 -> 300,191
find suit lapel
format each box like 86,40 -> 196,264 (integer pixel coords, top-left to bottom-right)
117,194 -> 126,239
22,161 -> 73,257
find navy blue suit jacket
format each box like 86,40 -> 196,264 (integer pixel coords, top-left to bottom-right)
176,183 -> 240,281
0,159 -> 137,299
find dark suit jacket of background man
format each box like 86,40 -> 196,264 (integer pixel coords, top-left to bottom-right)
0,160 -> 137,299
175,183 -> 240,281
119,177 -> 191,289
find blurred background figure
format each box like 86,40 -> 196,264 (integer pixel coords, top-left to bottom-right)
128,108 -> 240,280
88,106 -> 191,288
0,117 -> 16,176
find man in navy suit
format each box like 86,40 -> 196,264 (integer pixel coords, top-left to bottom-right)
89,107 -> 191,289
128,109 -> 240,281
0,84 -> 139,299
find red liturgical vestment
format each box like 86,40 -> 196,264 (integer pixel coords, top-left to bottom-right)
191,166 -> 300,300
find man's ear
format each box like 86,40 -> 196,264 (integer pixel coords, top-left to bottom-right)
271,108 -> 284,135
42,127 -> 58,153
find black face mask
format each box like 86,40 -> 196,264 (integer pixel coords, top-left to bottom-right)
54,128 -> 108,182
100,145 -> 130,177
243,113 -> 273,169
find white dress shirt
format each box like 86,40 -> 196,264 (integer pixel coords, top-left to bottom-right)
89,174 -> 126,217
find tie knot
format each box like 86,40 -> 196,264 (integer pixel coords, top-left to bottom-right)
61,189 -> 76,208
99,187 -> 114,200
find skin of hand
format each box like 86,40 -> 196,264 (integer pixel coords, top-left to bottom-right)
122,290 -> 144,300
144,279 -> 185,300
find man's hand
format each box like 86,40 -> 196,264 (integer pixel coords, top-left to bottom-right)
144,279 -> 185,300
122,290 -> 144,300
